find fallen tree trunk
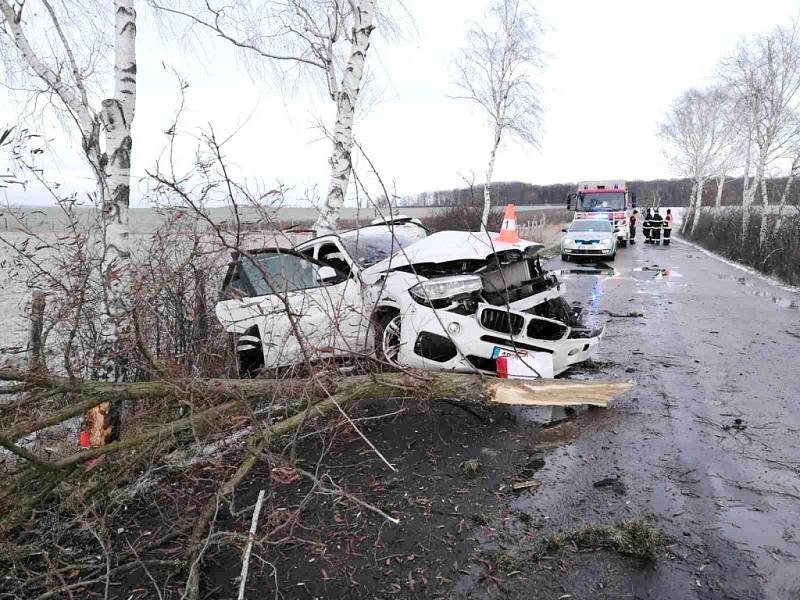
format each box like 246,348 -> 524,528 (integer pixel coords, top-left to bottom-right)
2,367 -> 630,445
0,368 -> 632,447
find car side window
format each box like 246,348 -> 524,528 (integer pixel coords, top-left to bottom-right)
241,252 -> 323,296
317,243 -> 352,276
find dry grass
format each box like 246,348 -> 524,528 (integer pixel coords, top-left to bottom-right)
544,518 -> 667,560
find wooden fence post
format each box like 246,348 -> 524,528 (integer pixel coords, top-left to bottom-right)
27,291 -> 46,373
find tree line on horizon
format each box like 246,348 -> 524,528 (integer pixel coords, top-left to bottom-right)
397,176 -> 800,209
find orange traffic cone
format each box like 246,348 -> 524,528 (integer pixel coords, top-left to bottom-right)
494,204 -> 519,243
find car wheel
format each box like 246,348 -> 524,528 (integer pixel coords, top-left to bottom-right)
561,253 -> 570,262
375,310 -> 402,368
620,239 -> 628,247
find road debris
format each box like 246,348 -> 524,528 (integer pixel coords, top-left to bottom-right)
512,479 -> 541,492
461,459 -> 482,476
600,310 -> 644,318
593,476 -> 626,495
722,418 -> 747,432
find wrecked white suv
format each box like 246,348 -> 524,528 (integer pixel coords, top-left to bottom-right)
215,222 -> 602,377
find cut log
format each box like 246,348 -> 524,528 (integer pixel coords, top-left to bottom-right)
489,379 -> 626,407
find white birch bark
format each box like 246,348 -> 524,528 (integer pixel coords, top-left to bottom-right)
481,129 -> 501,232
99,0 -> 137,343
752,150 -> 768,245
690,178 -> 705,236
741,141 -> 755,239
774,153 -> 800,233
681,181 -> 697,236
313,0 -> 376,236
714,175 -> 725,208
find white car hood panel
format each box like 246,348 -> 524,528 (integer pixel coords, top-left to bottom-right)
362,231 -> 543,276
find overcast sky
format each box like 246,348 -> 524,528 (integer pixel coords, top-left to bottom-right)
2,0 -> 799,207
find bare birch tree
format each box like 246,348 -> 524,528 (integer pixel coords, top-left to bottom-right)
0,0 -> 137,441
149,0 -> 383,235
0,1 -> 137,337
719,21 -> 800,242
453,0 -> 543,231
658,87 -> 735,236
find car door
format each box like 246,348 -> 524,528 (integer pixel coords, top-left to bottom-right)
296,238 -> 373,356
216,249 -> 365,368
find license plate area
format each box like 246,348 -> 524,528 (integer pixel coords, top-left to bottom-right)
491,346 -> 527,359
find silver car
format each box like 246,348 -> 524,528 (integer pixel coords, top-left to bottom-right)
561,219 -> 617,261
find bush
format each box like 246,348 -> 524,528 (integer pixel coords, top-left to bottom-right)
684,208 -> 800,286
425,202 -> 506,233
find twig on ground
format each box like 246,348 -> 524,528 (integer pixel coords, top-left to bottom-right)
88,528 -> 111,600
297,467 -> 400,525
237,489 -> 266,600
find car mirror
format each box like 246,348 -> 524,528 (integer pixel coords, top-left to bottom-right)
316,265 -> 340,284
561,228 -> 567,233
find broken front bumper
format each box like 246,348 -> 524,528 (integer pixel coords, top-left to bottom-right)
396,299 -> 603,377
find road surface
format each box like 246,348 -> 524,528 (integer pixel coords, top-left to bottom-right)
488,234 -> 800,599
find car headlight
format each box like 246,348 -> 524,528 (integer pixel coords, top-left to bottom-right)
409,275 -> 482,305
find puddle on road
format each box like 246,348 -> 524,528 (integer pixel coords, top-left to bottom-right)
554,263 -> 617,278
750,289 -> 800,310
718,274 -> 756,287
555,263 -> 683,281
508,404 -> 589,428
716,274 -> 800,310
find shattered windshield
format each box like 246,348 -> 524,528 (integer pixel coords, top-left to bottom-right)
339,224 -> 428,267
241,252 -> 321,296
577,193 -> 625,211
569,220 -> 613,232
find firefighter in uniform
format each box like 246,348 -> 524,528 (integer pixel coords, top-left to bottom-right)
664,209 -> 673,244
651,209 -> 664,244
629,209 -> 638,244
643,208 -> 652,243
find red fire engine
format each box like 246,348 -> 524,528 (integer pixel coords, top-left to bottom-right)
566,180 -> 637,246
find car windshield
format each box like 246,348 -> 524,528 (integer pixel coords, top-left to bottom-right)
577,193 -> 625,211
569,220 -> 612,233
339,224 -> 428,267
240,252 -> 321,296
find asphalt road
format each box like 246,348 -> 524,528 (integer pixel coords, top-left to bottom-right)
496,235 -> 800,599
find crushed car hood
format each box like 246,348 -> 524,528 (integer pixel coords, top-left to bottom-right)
362,231 -> 544,275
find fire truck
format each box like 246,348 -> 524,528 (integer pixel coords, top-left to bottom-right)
566,180 -> 637,246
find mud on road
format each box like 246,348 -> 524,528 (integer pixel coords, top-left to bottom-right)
40,236 -> 800,600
